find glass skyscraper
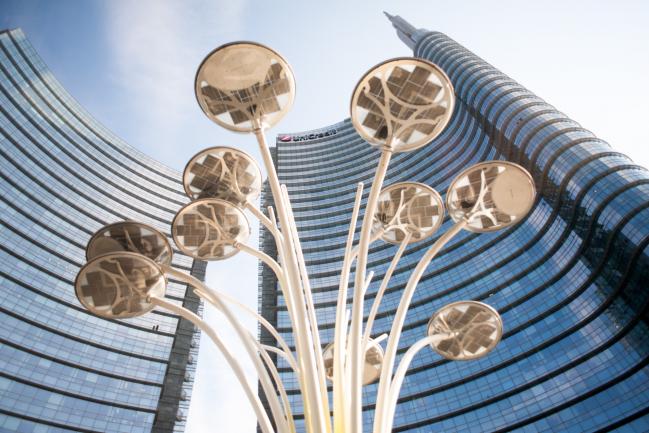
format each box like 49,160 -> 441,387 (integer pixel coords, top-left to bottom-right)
259,14 -> 649,432
0,29 -> 204,433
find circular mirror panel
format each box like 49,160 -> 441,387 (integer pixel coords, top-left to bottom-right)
322,339 -> 383,386
86,221 -> 172,266
172,198 -> 250,260
195,42 -> 295,132
446,161 -> 536,233
373,182 -> 444,244
75,252 -> 166,319
427,301 -> 502,361
350,57 -> 455,152
183,146 -> 262,204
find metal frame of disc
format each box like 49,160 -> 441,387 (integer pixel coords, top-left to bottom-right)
171,197 -> 251,260
194,40 -> 296,133
374,181 -> 445,245
426,300 -> 503,361
182,145 -> 263,203
85,220 -> 173,266
75,251 -> 167,319
446,160 -> 536,233
349,56 -> 455,152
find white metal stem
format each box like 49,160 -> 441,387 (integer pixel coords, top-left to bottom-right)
195,288 -> 295,433
373,220 -> 466,433
237,243 -> 286,286
163,266 -> 289,433
258,343 -> 296,433
333,182 -> 364,433
349,149 -> 392,433
281,185 -> 331,424
382,334 -> 452,433
255,128 -> 329,433
362,233 -> 411,352
245,201 -> 283,245
194,287 -> 298,372
148,296 -> 275,433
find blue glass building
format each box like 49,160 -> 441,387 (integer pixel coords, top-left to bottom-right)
259,14 -> 649,432
0,29 -> 204,433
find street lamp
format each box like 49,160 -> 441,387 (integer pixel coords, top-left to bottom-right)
74,41 -> 536,433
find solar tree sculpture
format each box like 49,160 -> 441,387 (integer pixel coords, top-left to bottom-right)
74,42 -> 536,433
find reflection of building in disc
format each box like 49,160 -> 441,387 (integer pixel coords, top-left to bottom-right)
85,221 -> 173,266
322,339 -> 384,386
373,182 -> 444,244
446,161 -> 536,233
172,198 -> 250,260
195,42 -> 295,132
75,252 -> 166,319
427,301 -> 503,361
350,58 -> 455,152
183,146 -> 262,205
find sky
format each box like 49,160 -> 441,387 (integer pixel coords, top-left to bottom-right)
2,1 -> 649,432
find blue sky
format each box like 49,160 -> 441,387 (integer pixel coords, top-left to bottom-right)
2,1 -> 649,432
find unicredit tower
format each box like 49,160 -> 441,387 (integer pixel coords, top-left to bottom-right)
258,14 -> 649,432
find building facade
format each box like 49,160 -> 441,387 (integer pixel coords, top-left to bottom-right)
0,29 -> 204,433
259,15 -> 649,432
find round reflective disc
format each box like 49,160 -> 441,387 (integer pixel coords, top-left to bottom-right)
86,221 -> 172,266
172,198 -> 250,260
350,57 -> 455,152
446,161 -> 536,233
195,42 -> 295,132
322,339 -> 383,386
373,182 -> 444,244
427,301 -> 503,361
75,252 -> 166,319
183,146 -> 262,204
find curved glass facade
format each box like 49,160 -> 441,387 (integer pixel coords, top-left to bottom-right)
0,29 -> 205,433
259,18 -> 649,432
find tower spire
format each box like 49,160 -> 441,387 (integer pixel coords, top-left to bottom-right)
383,11 -> 426,50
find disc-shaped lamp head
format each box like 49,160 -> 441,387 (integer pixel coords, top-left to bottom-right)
427,301 -> 503,361
172,198 -> 250,260
195,42 -> 295,132
75,252 -> 166,319
86,221 -> 173,266
350,57 -> 455,152
372,182 -> 444,244
183,146 -> 262,205
446,161 -> 536,233
322,339 -> 383,386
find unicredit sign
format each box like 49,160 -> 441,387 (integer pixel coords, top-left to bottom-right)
278,128 -> 338,142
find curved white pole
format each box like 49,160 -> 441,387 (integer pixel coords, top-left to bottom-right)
362,233 -> 411,353
373,220 -> 466,433
255,128 -> 329,433
148,296 -> 275,433
197,287 -> 296,433
349,149 -> 392,433
382,334 -> 452,433
194,287 -> 298,372
245,201 -> 284,245
281,185 -> 332,423
333,182 -> 364,433
163,266 -> 290,433
258,342 -> 296,433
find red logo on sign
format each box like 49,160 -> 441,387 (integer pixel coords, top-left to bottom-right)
279,135 -> 292,142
